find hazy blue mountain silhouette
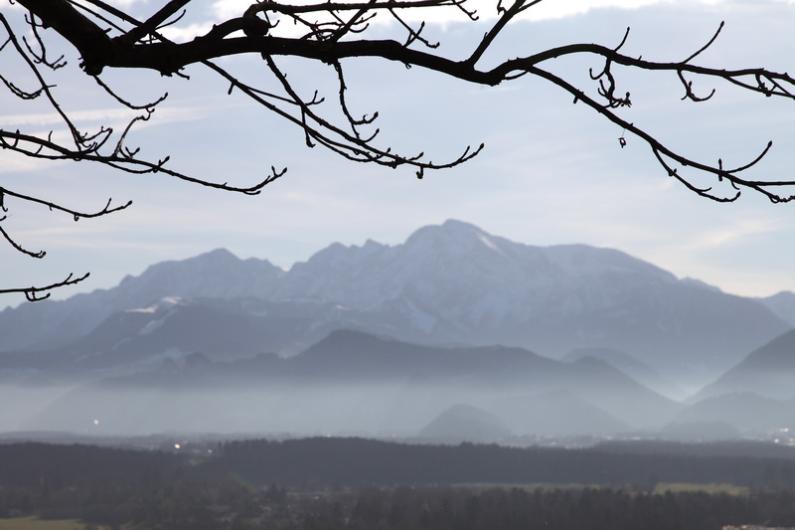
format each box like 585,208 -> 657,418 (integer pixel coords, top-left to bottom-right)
675,392 -> 795,434
0,249 -> 283,351
0,298 -> 367,374
563,347 -> 683,398
1,220 -> 787,382
486,389 -> 630,436
696,330 -> 795,401
759,291 -> 795,326
418,404 -> 512,443
27,330 -> 677,435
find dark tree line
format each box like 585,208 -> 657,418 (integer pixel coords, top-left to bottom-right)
2,0 -> 795,298
298,487 -> 795,530
214,437 -> 795,489
5,439 -> 795,491
3,441 -> 795,529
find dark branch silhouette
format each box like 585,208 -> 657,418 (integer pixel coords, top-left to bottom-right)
1,0 -> 794,300
0,272 -> 90,302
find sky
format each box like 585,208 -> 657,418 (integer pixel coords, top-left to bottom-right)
2,0 -> 795,304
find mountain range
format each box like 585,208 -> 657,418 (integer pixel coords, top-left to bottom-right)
8,324 -> 795,438
22,329 -> 678,436
1,220 -> 791,385
3,220 -> 795,439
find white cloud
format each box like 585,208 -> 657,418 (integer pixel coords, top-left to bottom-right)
73,0 -> 148,7
2,107 -> 147,128
207,0 -> 732,27
689,218 -> 780,249
164,0 -> 772,43
159,22 -> 216,43
520,0 -> 672,21
213,0 -> 254,20
0,105 -> 206,130
155,0 -> 786,43
0,151 -> 62,173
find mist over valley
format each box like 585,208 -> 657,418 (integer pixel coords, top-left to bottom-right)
2,221 -> 794,444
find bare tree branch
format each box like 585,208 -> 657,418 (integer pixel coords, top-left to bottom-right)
0,272 -> 90,302
2,0 -> 795,300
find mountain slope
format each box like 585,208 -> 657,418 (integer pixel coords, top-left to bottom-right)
487,390 -> 630,436
0,249 -> 284,351
418,404 -> 512,443
759,291 -> 795,327
675,392 -> 795,434
696,330 -> 795,401
273,220 -> 788,378
1,221 -> 787,383
563,347 -> 684,398
26,330 -> 678,435
0,300 -> 426,375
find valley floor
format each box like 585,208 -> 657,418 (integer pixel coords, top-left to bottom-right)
1,437 -> 795,529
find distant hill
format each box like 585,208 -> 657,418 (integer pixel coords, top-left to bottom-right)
563,347 -> 684,398
1,220 -> 788,383
696,330 -> 795,401
418,404 -> 511,443
681,329 -> 795,434
25,330 -> 677,436
759,291 -> 795,326
487,390 -> 630,436
674,392 -> 795,434
265,331 -> 679,431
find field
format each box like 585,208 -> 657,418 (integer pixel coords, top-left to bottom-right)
0,517 -> 105,530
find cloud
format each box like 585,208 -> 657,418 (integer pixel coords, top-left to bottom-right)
206,0 -> 740,27
5,0 -> 795,301
209,0 -> 673,22
1,105 -> 205,128
689,218 -> 781,249
0,152 -> 63,174
213,0 -> 254,20
154,0 -> 787,44
73,0 -> 148,8
159,22 -> 216,43
159,0 -> 782,45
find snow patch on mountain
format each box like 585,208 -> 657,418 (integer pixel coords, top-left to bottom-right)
477,232 -> 504,256
126,296 -> 184,315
